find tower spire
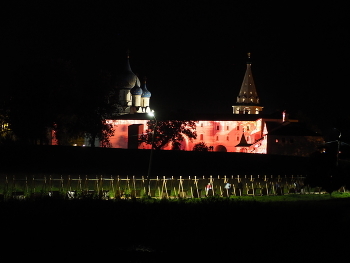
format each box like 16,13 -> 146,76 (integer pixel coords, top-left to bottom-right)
125,49 -> 132,71
232,53 -> 263,114
235,132 -> 252,147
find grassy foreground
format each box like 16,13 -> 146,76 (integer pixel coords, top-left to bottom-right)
1,193 -> 350,262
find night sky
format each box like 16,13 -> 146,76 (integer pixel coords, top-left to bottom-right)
4,1 -> 349,138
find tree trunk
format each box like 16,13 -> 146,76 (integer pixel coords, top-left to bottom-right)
90,134 -> 96,148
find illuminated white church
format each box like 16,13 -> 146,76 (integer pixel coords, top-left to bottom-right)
97,52 -> 323,156
112,52 -> 152,115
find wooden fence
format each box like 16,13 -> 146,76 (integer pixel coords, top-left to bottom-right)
0,174 -> 328,201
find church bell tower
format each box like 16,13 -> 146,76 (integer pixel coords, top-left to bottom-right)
232,53 -> 263,114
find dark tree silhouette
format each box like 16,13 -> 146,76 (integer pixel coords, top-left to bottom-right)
193,142 -> 209,152
72,67 -> 116,147
0,105 -> 15,145
7,57 -> 77,145
306,151 -> 349,195
139,119 -> 197,150
6,56 -> 116,147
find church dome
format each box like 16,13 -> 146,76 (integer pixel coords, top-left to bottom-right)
130,81 -> 143,95
115,52 -> 141,90
141,79 -> 151,98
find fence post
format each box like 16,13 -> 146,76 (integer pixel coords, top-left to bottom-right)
132,176 -> 136,197
177,176 -> 183,198
156,176 -> 160,198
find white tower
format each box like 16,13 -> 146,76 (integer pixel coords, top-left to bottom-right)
140,78 -> 151,113
130,80 -> 143,114
232,53 -> 263,114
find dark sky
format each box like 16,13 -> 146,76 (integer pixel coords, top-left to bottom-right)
4,1 -> 349,135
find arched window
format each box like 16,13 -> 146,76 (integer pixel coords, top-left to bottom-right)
200,134 -> 204,140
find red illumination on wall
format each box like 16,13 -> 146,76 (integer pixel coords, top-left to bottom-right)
106,119 -> 268,153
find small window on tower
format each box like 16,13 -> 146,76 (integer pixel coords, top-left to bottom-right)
200,134 -> 204,140
216,136 -> 219,141
226,126 -> 229,130
226,136 -> 229,141
237,126 -> 240,131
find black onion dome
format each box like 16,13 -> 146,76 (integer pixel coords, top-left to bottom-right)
115,51 -> 141,90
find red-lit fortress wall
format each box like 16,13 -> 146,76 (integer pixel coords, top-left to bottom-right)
190,119 -> 266,153
106,118 -> 268,153
106,119 -> 150,149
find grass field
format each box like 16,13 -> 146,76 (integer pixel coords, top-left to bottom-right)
1,146 -> 349,261
1,173 -> 333,201
1,192 -> 349,262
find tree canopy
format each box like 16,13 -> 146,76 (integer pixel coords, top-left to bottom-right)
305,150 -> 350,195
5,56 -> 116,147
139,119 -> 197,150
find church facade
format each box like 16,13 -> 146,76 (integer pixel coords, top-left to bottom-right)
91,53 -> 323,157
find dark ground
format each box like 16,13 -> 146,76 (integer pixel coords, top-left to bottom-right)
1,146 -> 349,262
1,197 -> 349,262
